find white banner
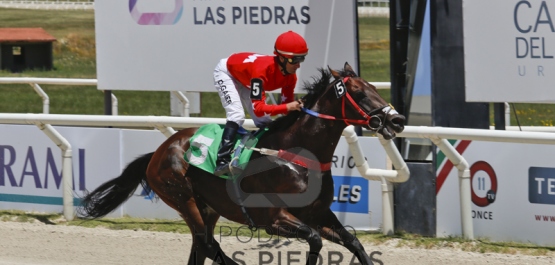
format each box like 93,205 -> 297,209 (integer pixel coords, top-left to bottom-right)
463,0 -> 555,103
0,125 -> 168,217
95,0 -> 358,92
436,140 -> 555,246
0,125 -> 122,214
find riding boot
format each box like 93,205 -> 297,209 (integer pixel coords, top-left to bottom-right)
214,121 -> 239,176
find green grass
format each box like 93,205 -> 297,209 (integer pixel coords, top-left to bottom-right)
358,17 -> 391,85
0,8 -> 554,125
359,49 -> 390,83
496,103 -> 555,127
358,17 -> 390,44
0,8 -> 95,39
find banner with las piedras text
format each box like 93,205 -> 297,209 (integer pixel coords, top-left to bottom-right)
95,0 -> 358,92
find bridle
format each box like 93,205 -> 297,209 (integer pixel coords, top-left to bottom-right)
301,76 -> 393,131
248,76 -> 394,174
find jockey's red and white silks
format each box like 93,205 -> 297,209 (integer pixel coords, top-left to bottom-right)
214,58 -> 272,128
214,52 -> 298,128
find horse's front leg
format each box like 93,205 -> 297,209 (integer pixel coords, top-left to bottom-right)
311,209 -> 375,265
266,210 -> 323,265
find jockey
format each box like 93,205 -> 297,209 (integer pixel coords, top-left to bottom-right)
213,30 -> 308,176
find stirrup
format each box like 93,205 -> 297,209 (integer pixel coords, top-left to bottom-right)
214,163 -> 231,176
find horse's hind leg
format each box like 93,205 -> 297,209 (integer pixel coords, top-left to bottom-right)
151,183 -> 238,264
146,129 -> 238,265
266,210 -> 323,265
310,209 -> 374,265
181,198 -> 209,265
180,198 -> 239,265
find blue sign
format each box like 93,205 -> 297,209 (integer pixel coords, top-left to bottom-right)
529,167 -> 555,205
330,176 -> 369,214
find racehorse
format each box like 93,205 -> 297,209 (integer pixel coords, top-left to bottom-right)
78,62 -> 405,265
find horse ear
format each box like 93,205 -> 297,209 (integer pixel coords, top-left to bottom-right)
328,65 -> 340,80
344,62 -> 357,77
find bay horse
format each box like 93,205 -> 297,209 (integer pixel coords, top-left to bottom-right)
78,62 -> 405,265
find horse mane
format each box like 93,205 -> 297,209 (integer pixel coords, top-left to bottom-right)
266,68 -> 333,132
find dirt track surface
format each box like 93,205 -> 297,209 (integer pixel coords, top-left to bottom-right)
0,221 -> 554,265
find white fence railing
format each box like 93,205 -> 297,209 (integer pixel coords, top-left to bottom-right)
4,77 -> 554,239
358,0 -> 389,8
0,1 -> 390,16
0,77 -> 389,118
358,0 -> 389,17
0,78 -> 201,117
0,77 -> 398,231
0,77 -> 530,132
1,0 -> 388,13
0,114 -> 407,236
0,0 -> 93,9
3,112 -> 555,240
1,0 -> 387,11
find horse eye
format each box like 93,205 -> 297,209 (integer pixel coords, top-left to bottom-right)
353,91 -> 367,101
353,91 -> 374,111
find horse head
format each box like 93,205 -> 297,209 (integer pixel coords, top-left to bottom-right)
327,62 -> 405,139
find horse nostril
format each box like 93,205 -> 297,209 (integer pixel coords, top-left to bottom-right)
388,119 -> 404,133
392,117 -> 405,127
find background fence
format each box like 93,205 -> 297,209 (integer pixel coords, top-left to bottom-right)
358,0 -> 389,7
0,0 -> 93,9
0,0 -> 390,12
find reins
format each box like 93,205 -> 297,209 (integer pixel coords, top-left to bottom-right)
301,76 -> 393,131
246,75 -> 395,172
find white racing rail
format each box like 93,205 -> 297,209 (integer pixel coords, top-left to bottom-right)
0,77 -> 401,232
3,77 -> 551,238
0,0 -> 94,10
343,126 -> 408,235
0,78 -> 119,115
0,78 -> 391,118
0,114 -> 407,235
0,77 -> 193,117
6,114 -> 555,238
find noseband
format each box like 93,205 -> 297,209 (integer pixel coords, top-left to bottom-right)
301,77 -> 394,131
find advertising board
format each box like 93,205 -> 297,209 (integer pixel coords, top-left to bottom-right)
436,139 -> 555,246
463,0 -> 555,103
95,0 -> 358,92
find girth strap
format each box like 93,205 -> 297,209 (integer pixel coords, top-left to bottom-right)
249,147 -> 331,171
276,150 -> 332,171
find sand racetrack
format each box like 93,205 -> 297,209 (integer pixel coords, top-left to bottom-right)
0,220 -> 553,265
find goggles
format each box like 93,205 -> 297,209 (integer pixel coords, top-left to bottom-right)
285,55 -> 306,64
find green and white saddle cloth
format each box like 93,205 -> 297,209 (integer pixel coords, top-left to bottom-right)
184,124 -> 267,179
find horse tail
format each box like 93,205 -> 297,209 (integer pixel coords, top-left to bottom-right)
78,152 -> 154,219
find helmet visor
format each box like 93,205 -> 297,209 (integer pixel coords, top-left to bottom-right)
286,55 -> 306,64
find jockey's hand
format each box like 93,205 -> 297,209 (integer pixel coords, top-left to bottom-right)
286,100 -> 303,112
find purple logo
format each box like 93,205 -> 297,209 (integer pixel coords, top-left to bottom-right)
129,0 -> 183,25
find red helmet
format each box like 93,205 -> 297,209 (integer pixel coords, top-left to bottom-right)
274,31 -> 308,58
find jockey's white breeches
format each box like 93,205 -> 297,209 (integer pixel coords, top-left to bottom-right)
214,58 -> 272,128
